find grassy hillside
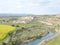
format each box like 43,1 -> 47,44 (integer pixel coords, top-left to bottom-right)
0,15 -> 60,45
46,35 -> 60,45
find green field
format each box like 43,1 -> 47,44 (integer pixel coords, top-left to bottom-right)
47,35 -> 60,45
0,24 -> 16,40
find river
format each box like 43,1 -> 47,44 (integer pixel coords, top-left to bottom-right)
20,32 -> 55,45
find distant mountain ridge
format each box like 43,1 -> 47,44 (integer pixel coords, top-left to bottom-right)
0,14 -> 57,16
0,14 -> 34,16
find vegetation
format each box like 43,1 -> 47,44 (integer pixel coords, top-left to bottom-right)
0,24 -> 15,40
0,15 -> 60,45
46,35 -> 60,45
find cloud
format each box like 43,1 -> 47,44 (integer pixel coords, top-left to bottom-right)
0,0 -> 60,15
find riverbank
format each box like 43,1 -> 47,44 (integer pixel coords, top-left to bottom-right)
37,29 -> 60,45
21,32 -> 48,43
20,32 -> 55,45
37,33 -> 56,45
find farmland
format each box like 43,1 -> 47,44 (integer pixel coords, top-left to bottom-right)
0,24 -> 16,40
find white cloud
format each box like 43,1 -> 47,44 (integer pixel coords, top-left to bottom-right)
0,0 -> 60,14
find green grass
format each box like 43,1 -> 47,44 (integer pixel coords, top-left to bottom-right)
47,35 -> 60,45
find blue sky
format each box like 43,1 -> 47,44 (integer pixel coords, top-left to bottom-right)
0,0 -> 60,15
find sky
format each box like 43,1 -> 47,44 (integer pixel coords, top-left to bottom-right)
0,0 -> 60,15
